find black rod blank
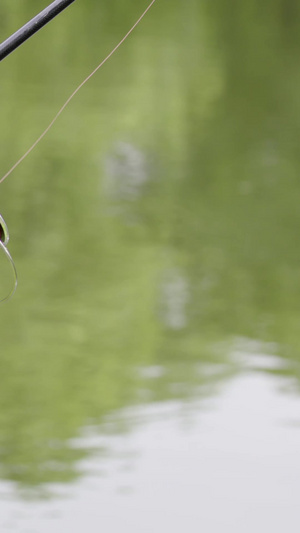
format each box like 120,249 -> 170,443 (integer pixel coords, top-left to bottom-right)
0,0 -> 76,62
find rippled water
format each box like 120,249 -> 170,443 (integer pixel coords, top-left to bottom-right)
0,0 -> 300,530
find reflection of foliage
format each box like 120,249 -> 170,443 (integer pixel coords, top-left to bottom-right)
0,243 -> 234,489
0,0 -> 300,491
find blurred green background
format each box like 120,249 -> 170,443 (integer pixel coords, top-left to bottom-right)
0,0 -> 300,491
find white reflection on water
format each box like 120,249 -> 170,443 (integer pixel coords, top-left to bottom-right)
104,142 -> 149,201
160,268 -> 189,330
1,360 -> 300,533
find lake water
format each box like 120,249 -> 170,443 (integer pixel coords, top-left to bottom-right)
0,1 -> 300,531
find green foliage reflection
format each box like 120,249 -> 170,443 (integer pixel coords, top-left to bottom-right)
0,0 -> 300,490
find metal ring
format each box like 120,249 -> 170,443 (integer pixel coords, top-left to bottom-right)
0,213 -> 9,246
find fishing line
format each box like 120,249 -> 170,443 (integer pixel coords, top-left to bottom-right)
0,0 -> 157,185
0,242 -> 18,302
0,214 -> 18,302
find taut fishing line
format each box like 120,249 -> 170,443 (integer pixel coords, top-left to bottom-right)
0,0 -> 156,184
0,0 -> 157,301
0,0 -> 157,185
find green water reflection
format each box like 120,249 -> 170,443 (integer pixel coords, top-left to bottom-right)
0,0 -> 300,490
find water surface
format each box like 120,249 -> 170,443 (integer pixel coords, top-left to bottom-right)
0,0 -> 300,530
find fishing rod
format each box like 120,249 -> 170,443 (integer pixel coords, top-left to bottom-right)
0,0 -> 76,62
